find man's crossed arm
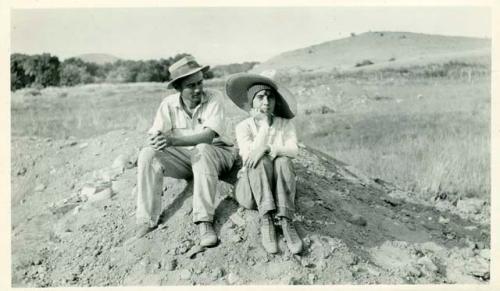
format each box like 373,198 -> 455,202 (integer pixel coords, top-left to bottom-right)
148,128 -> 217,151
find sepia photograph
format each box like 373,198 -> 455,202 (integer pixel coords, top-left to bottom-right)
4,2 -> 497,288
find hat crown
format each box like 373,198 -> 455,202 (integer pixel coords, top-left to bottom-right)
169,56 -> 203,80
225,73 -> 296,119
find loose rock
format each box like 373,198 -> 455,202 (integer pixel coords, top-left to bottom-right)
180,269 -> 191,280
97,167 -> 123,182
16,167 -> 27,176
230,234 -> 242,243
438,216 -> 450,224
186,245 -> 206,259
229,213 -> 246,227
211,267 -> 224,281
164,259 -> 177,271
81,186 -> 97,199
479,249 -> 490,260
112,154 -> 134,171
35,184 -> 46,192
227,272 -> 240,284
282,275 -> 299,285
308,273 -> 317,284
176,239 -> 195,255
417,256 -> 438,272
349,214 -> 367,227
88,188 -> 113,203
456,199 -> 485,215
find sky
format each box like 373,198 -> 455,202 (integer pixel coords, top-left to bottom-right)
10,6 -> 491,65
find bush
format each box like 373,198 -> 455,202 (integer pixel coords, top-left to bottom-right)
355,60 -> 374,67
11,54 -> 34,91
11,53 -> 60,90
23,53 -> 61,88
11,53 -> 181,89
304,106 -> 335,115
60,64 -> 93,86
23,88 -> 42,97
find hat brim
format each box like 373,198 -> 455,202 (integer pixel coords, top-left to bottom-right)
166,65 -> 210,89
225,73 -> 296,119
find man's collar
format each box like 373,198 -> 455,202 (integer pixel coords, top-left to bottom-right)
201,91 -> 209,103
174,91 -> 210,108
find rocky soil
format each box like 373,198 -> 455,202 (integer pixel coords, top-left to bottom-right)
11,130 -> 490,287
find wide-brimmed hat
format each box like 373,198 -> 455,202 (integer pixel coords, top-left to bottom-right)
225,73 -> 296,119
166,56 -> 210,89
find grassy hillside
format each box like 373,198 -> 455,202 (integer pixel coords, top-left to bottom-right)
11,63 -> 490,202
253,32 -> 491,73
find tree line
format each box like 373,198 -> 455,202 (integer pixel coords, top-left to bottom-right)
10,53 -> 259,91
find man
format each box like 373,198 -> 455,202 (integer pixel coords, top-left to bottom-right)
135,56 -> 237,247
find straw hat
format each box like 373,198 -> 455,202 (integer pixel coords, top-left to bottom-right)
166,56 -> 210,89
225,73 -> 296,119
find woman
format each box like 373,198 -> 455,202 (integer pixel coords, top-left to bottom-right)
225,73 -> 303,254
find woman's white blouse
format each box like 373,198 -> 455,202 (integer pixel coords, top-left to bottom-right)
235,116 -> 299,162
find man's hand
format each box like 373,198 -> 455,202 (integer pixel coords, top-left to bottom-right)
244,145 -> 270,168
148,131 -> 172,151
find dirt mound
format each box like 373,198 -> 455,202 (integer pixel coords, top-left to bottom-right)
11,130 -> 490,286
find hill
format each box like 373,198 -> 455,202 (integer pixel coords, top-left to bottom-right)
211,61 -> 260,78
73,53 -> 120,65
11,130 -> 490,286
252,31 -> 491,73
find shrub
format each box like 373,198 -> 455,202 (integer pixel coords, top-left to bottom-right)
321,105 -> 334,114
355,60 -> 374,67
23,53 -> 61,88
11,53 -> 60,90
23,88 -> 42,97
11,54 -> 33,91
60,63 -> 93,86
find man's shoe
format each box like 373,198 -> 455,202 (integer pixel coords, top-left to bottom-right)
260,214 -> 278,254
135,223 -> 155,239
281,218 -> 303,254
199,222 -> 218,247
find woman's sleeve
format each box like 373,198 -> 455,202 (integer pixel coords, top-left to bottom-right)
236,120 -> 270,161
235,121 -> 253,162
269,120 -> 299,159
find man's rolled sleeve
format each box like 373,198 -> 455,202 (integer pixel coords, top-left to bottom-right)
148,101 -> 172,134
201,98 -> 225,137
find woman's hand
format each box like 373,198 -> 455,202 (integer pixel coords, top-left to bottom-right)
251,109 -> 273,127
244,145 -> 270,168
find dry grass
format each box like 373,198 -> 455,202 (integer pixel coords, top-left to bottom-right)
297,111 -> 489,200
291,69 -> 490,200
11,68 -> 490,200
